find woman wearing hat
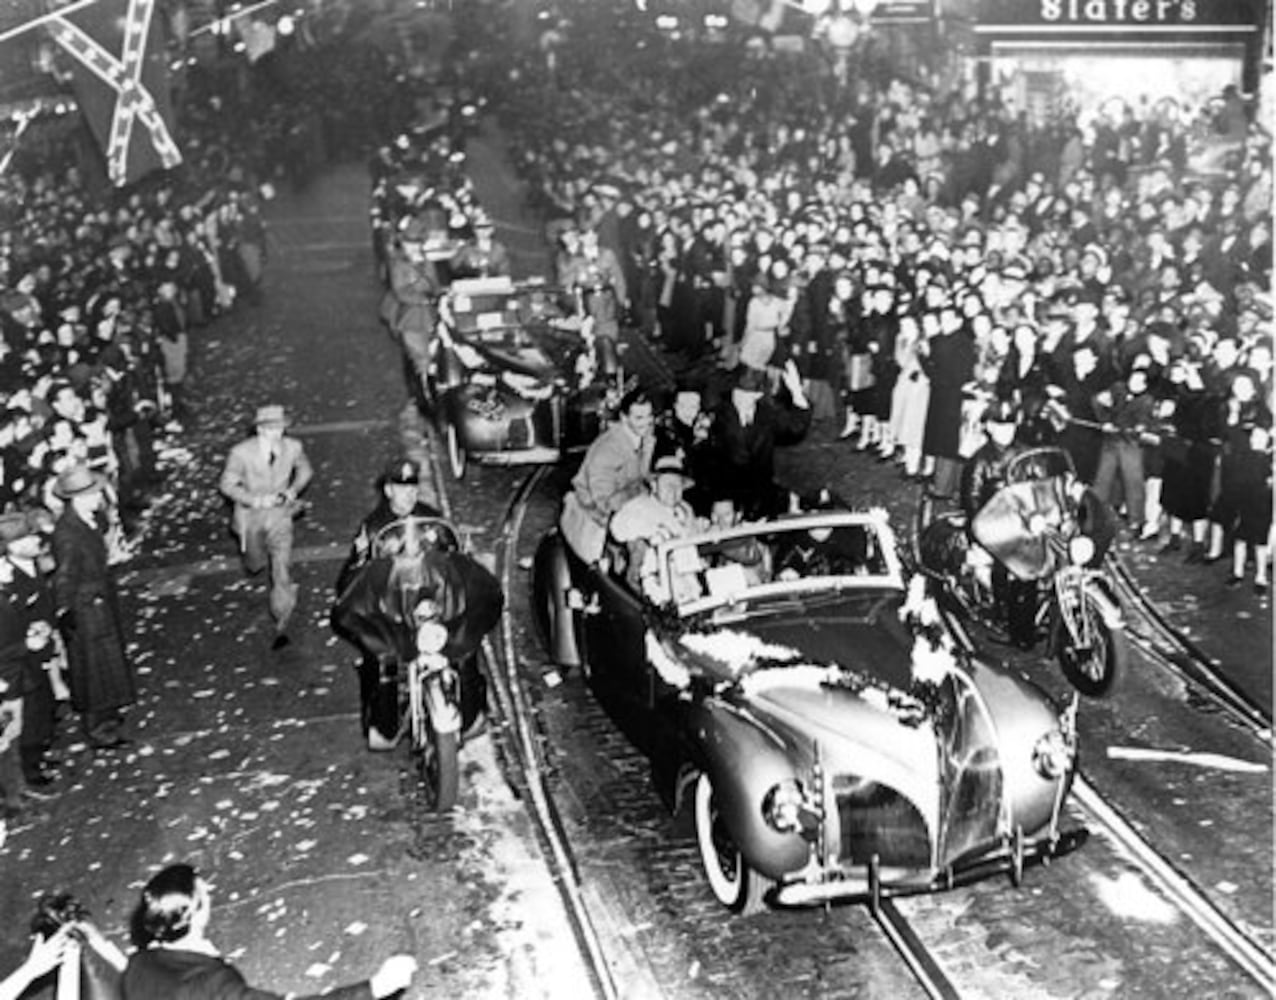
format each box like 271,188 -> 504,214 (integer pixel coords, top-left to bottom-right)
50,464 -> 137,750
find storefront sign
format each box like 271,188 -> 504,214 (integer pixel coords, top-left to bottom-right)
978,0 -> 1262,29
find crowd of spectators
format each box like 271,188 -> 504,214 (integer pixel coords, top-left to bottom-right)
0,4 -> 441,539
481,0 -> 1273,594
0,8 -> 429,822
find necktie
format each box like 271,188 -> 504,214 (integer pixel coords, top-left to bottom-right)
268,449 -> 277,467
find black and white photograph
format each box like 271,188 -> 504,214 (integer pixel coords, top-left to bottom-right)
0,0 -> 1270,996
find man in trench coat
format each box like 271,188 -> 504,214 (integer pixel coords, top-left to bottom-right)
51,464 -> 136,750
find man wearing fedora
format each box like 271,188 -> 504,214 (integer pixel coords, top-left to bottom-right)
705,360 -> 811,521
219,404 -> 314,649
50,464 -> 137,751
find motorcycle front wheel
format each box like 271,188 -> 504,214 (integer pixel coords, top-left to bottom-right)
420,725 -> 459,812
410,671 -> 460,811
1051,587 -> 1128,697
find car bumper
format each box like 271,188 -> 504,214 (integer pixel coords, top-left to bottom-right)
772,825 -> 1089,907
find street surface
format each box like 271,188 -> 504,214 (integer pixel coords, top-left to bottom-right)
0,122 -> 1270,1000
0,159 -> 592,998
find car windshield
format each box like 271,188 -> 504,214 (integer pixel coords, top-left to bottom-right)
655,513 -> 904,617
446,280 -> 568,336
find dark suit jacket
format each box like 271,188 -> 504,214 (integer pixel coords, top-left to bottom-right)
123,948 -> 374,1000
708,389 -> 811,518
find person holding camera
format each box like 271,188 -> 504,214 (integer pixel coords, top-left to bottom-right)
1,891 -> 128,1000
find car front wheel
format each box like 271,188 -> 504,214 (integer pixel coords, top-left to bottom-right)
694,772 -> 773,915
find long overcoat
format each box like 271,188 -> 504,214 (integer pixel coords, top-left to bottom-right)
921,328 -> 976,461
52,508 -> 135,714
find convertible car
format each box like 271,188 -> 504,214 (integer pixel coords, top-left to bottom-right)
532,510 -> 1086,913
429,277 -> 619,478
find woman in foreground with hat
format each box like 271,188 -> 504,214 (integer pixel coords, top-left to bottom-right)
50,463 -> 137,751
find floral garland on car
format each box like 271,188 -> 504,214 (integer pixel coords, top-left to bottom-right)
662,624 -> 939,727
897,573 -> 964,726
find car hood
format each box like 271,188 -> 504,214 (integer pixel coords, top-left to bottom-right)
672,597 -> 942,815
678,593 -> 916,691
456,322 -> 578,381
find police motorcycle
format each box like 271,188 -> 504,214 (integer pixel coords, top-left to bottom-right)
331,516 -> 503,809
916,447 -> 1128,697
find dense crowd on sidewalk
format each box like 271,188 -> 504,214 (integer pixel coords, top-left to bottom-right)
478,0 -> 1273,595
0,18 -> 429,835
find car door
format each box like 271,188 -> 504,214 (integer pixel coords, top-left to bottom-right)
578,566 -> 666,752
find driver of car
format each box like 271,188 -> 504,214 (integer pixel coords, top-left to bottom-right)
772,491 -> 879,580
959,400 -> 1037,649
704,497 -> 770,586
452,214 -> 511,279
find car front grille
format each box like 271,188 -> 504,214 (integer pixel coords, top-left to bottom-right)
506,415 -> 532,449
835,779 -> 932,869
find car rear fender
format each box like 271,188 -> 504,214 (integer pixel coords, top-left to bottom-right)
689,699 -> 813,879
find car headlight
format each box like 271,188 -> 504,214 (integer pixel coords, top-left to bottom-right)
1068,535 -> 1095,566
762,779 -> 809,834
1032,729 -> 1075,779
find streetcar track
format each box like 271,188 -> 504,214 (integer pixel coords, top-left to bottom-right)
448,462 -> 620,1000
486,463 -> 960,1000
1105,553 -> 1273,742
435,453 -> 1273,997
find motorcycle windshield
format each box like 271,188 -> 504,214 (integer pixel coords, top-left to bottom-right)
971,479 -> 1068,580
371,517 -> 460,559
934,671 -> 1006,867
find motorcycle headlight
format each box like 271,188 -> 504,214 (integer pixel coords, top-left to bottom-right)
762,779 -> 809,835
1032,729 -> 1075,779
1068,535 -> 1095,566
416,621 -> 448,654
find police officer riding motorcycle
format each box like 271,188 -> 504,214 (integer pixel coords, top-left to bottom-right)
918,399 -> 1128,697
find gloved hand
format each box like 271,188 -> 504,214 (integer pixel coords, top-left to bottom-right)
369,954 -> 418,998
